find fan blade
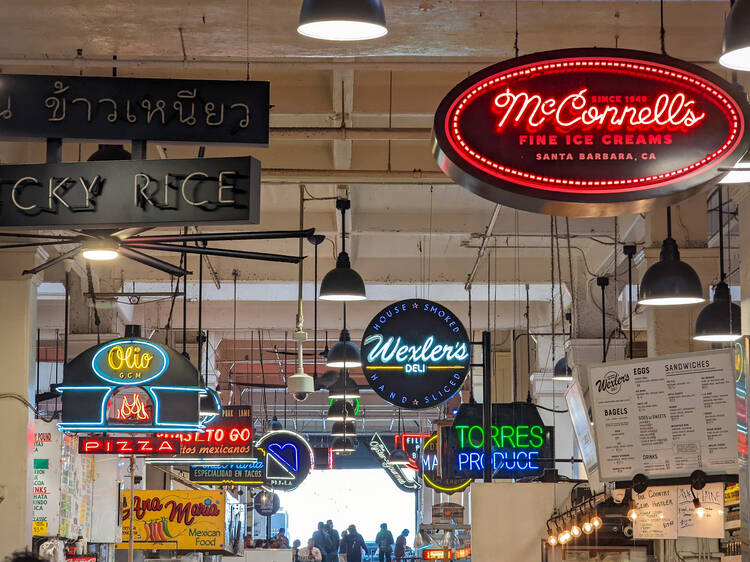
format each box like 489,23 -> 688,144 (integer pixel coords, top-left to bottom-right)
123,228 -> 316,244
118,247 -> 191,277
123,242 -> 303,264
111,227 -> 153,240
22,247 -> 81,275
0,232 -> 78,240
0,240 -> 80,250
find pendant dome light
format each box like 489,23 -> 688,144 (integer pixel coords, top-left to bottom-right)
320,198 -> 366,301
328,373 -> 361,400
298,0 -> 388,42
719,0 -> 750,70
330,420 -> 356,437
638,207 -> 705,306
327,399 -> 357,421
388,408 -> 410,465
695,188 -> 742,342
331,436 -> 357,454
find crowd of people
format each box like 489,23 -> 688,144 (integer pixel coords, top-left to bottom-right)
294,521 -> 411,562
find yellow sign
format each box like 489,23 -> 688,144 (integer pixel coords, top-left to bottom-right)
115,490 -> 225,551
32,520 -> 47,536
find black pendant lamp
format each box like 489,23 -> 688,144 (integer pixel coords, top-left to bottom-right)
320,198 -> 366,302
331,420 -> 356,437
327,399 -> 357,422
298,0 -> 388,41
639,207 -> 705,306
331,436 -> 357,454
328,373 -> 360,400
388,409 -> 410,465
695,188 -> 741,342
720,0 -> 750,70
327,303 -> 362,369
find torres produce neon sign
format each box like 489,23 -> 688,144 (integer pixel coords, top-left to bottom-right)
433,49 -> 750,217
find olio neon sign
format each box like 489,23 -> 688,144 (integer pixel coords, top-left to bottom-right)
91,339 -> 169,385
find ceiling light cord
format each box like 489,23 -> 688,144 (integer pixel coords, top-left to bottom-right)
660,0 -> 667,55
719,188 -> 726,282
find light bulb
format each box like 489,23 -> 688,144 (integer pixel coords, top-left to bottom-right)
547,531 -> 558,546
582,521 -> 594,535
627,501 -> 638,521
558,530 -> 571,544
693,497 -> 705,518
570,523 -> 581,538
591,514 -> 602,529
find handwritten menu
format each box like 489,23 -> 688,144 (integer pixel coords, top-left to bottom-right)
32,421 -> 62,536
634,483 -> 724,539
586,350 -> 737,481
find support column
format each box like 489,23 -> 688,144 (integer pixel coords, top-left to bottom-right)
0,250 -> 41,551
639,195 -> 717,356
736,188 -> 750,333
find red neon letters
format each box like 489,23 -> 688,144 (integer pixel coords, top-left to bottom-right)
78,436 -> 180,455
493,88 -> 705,131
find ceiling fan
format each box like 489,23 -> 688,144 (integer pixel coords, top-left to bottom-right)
0,227 -> 315,277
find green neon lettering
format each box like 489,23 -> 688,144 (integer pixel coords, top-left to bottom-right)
516,425 -> 529,448
529,425 -> 544,448
500,425 -> 515,448
467,425 -> 484,448
490,425 -> 501,448
455,425 -> 469,449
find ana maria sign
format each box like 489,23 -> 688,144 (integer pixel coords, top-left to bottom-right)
433,48 -> 750,217
0,74 -> 269,145
443,403 -> 555,480
361,299 -> 471,409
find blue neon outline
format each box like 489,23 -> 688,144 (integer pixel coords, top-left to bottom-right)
56,385 -> 205,433
266,442 -> 300,473
90,339 -> 169,386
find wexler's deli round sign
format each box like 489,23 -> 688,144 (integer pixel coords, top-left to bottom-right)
432,48 -> 750,217
361,299 -> 471,409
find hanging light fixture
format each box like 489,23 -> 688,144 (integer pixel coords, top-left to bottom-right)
328,373 -> 360,399
719,0 -> 750,70
330,420 -> 356,437
320,198 -> 366,301
331,436 -> 357,454
388,408 -> 410,465
326,329 -> 361,368
298,0 -> 388,41
590,512 -> 602,530
695,188 -> 741,342
326,399 -> 357,421
639,207 -> 704,306
81,238 -> 119,261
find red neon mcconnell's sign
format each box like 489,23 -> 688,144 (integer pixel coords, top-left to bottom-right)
432,49 -> 750,217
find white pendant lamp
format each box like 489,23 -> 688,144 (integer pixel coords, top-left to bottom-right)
298,0 -> 388,41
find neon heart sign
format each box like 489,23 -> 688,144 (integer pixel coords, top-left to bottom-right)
433,48 -> 750,217
267,442 -> 300,472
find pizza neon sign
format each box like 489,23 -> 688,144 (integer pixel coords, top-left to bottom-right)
433,48 -> 750,217
78,436 -> 180,455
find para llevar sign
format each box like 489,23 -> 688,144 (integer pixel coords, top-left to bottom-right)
0,156 -> 260,228
433,49 -> 750,217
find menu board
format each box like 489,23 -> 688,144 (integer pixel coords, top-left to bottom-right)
587,350 -> 738,481
565,379 -> 600,487
32,421 -> 62,536
634,482 -> 724,539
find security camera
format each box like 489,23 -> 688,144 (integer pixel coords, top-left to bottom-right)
611,488 -> 626,504
294,392 -> 311,402
288,372 -> 314,396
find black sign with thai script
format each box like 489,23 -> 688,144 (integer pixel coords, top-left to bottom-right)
0,156 -> 260,228
0,74 -> 269,144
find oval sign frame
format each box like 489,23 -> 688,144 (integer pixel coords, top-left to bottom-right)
361,299 -> 471,410
90,338 -> 170,385
432,48 -> 750,217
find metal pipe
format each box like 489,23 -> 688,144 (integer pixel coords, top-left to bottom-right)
270,127 -> 431,141
263,169 -> 451,185
63,270 -> 69,366
482,330 -> 492,483
465,204 -> 502,291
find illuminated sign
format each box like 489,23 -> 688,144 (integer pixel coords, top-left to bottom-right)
58,338 -> 203,433
361,299 -> 471,409
78,436 -> 181,455
256,430 -> 314,491
368,433 -> 421,492
189,461 -> 264,485
420,432 -> 472,494
254,491 -> 280,517
432,48 -> 750,217
157,414 -> 253,458
116,490 -> 227,551
443,403 -> 554,479
92,340 -> 168,385
393,433 -> 432,470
